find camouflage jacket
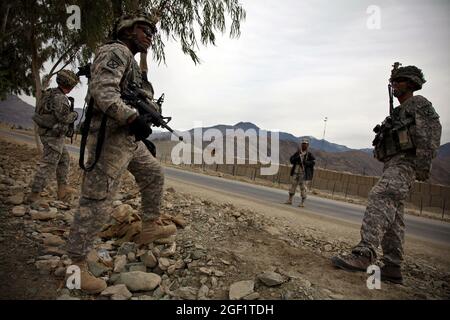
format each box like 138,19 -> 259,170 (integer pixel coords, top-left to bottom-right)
386,95 -> 442,172
85,40 -> 155,178
35,87 -> 77,137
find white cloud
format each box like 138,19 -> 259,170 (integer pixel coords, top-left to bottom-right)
20,0 -> 449,149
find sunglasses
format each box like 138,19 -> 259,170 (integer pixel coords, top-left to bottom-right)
138,25 -> 156,38
391,77 -> 409,83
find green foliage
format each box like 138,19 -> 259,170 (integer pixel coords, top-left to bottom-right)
0,0 -> 246,98
147,0 -> 246,64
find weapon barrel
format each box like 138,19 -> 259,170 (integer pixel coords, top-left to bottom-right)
388,84 -> 394,116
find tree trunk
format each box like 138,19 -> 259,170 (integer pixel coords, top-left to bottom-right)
30,31 -> 43,155
1,4 -> 12,35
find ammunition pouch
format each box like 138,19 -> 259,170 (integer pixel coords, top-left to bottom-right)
373,115 -> 416,162
32,113 -> 56,129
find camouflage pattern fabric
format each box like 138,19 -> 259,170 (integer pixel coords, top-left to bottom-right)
30,136 -> 70,193
67,41 -> 163,260
56,69 -> 79,89
37,87 -> 78,137
289,171 -> 307,200
353,94 -> 441,267
30,87 -> 76,193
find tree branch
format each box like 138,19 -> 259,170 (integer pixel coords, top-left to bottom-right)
46,43 -> 79,78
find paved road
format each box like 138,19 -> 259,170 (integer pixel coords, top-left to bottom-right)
2,129 -> 449,246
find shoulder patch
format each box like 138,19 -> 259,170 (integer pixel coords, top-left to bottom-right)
105,49 -> 128,69
106,58 -> 120,69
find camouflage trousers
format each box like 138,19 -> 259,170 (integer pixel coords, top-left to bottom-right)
289,172 -> 307,200
67,141 -> 164,261
353,161 -> 416,267
30,135 -> 70,193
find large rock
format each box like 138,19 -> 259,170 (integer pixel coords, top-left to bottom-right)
117,242 -> 137,256
7,192 -> 24,205
88,260 -> 111,277
114,255 -> 127,273
127,263 -> 146,272
229,280 -> 254,300
160,242 -> 177,257
197,285 -> 209,300
173,286 -> 198,300
158,257 -> 171,271
42,233 -> 65,247
116,271 -> 161,292
87,250 -> 111,277
11,206 -> 27,217
257,271 -> 285,286
31,211 -> 57,221
101,284 -> 132,300
140,251 -> 157,268
35,258 -> 60,274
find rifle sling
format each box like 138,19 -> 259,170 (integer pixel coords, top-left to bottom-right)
79,98 -> 108,172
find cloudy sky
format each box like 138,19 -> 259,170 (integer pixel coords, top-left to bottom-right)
21,0 -> 450,149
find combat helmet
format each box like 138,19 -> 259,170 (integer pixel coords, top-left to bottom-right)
113,11 -> 159,39
389,62 -> 426,91
56,70 -> 79,89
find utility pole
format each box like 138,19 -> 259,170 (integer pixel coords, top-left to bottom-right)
322,117 -> 328,169
321,117 -> 328,150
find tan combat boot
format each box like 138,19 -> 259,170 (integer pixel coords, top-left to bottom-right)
284,194 -> 293,205
298,197 -> 305,207
381,264 -> 403,284
331,249 -> 374,272
57,184 -> 77,202
77,262 -> 107,294
135,218 -> 177,245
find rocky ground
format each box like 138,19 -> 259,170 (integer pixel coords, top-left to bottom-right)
0,138 -> 449,300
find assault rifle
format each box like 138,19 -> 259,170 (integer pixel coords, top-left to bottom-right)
66,96 -> 77,143
121,83 -> 183,141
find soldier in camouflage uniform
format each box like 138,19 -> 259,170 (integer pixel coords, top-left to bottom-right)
332,64 -> 442,284
285,139 -> 315,207
27,70 -> 79,203
66,13 -> 176,293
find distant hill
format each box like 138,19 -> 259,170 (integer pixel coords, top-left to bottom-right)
0,95 -> 35,128
151,122 -> 449,185
437,142 -> 450,158
0,95 -> 84,128
184,121 -> 354,153
1,95 -> 448,185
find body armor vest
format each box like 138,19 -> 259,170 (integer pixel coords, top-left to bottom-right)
373,106 -> 416,162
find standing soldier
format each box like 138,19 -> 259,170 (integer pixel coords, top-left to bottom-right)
332,63 -> 442,284
27,70 -> 79,203
285,139 -> 316,207
66,12 -> 176,293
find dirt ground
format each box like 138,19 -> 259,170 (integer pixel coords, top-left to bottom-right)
0,135 -> 449,300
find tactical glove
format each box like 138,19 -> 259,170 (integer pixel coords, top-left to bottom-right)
416,169 -> 430,182
67,111 -> 78,124
129,115 -> 152,141
415,157 -> 432,182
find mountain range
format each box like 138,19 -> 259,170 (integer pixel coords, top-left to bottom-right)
1,95 -> 449,186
